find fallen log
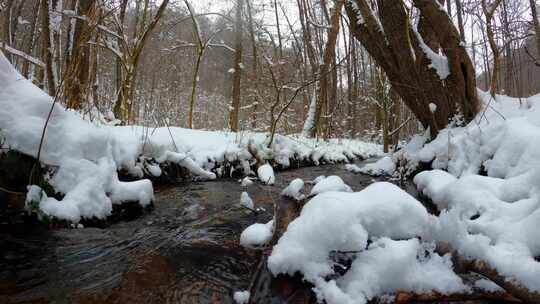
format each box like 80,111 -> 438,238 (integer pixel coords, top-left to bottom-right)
394,290 -> 520,303
436,243 -> 540,303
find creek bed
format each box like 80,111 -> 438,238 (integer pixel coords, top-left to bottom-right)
0,161 -> 388,304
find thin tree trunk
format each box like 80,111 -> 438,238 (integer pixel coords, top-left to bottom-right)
310,0 -> 343,138
64,0 -> 96,110
482,0 -> 503,97
41,0 -> 57,96
228,0 -> 244,132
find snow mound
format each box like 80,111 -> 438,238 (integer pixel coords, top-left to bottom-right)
240,177 -> 253,187
310,175 -> 352,196
268,182 -> 464,303
233,290 -> 250,304
0,52 -> 213,222
240,191 -> 254,210
345,156 -> 396,176
281,178 -> 305,200
315,238 -> 467,304
257,164 -> 275,185
240,219 -> 274,248
408,92 -> 540,292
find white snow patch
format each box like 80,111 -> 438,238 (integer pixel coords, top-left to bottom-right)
241,177 -> 254,187
429,103 -> 437,113
233,290 -> 250,304
281,178 -> 305,200
240,191 -> 254,210
240,219 -> 274,248
310,176 -> 352,196
257,164 -> 275,185
269,182 -> 465,304
345,156 -> 396,176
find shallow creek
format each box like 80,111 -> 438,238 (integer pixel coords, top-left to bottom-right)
0,160 -> 405,304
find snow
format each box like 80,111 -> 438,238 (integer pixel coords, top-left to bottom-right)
0,51 -> 380,223
309,175 -> 352,196
281,178 -> 305,200
257,164 -> 275,185
407,91 -> 540,292
474,279 -> 503,293
233,290 -> 250,304
413,24 -> 450,80
302,87 -> 317,136
429,103 -> 437,113
315,238 -> 466,304
240,191 -> 254,210
313,175 -> 326,183
239,219 -> 274,248
345,156 -> 395,176
268,182 -> 463,304
270,91 -> 540,300
240,177 -> 253,187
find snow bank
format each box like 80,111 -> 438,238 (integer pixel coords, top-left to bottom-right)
268,182 -> 466,304
409,92 -> 540,292
0,51 -> 381,223
345,156 -> 396,176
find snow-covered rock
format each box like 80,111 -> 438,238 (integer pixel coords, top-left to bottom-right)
310,176 -> 352,196
268,182 -> 458,304
239,219 -> 274,248
240,177 -> 254,187
345,156 -> 396,176
240,191 -> 254,210
233,290 -> 250,304
257,164 -> 275,185
281,178 -> 305,201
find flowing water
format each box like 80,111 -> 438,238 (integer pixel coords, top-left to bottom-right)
0,161 -> 393,304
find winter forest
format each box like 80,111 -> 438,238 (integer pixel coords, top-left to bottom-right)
1,0 -> 540,303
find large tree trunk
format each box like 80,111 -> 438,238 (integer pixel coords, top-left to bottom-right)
345,0 -> 479,138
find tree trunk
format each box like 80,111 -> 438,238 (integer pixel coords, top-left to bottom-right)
41,0 -> 57,96
482,0 -> 503,98
309,0 -> 343,138
345,0 -> 479,138
228,0 -> 244,132
530,0 -> 540,64
63,0 -> 96,110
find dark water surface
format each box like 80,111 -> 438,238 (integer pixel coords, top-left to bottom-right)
0,161 -> 387,304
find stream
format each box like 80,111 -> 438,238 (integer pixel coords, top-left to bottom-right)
0,160 -> 406,304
